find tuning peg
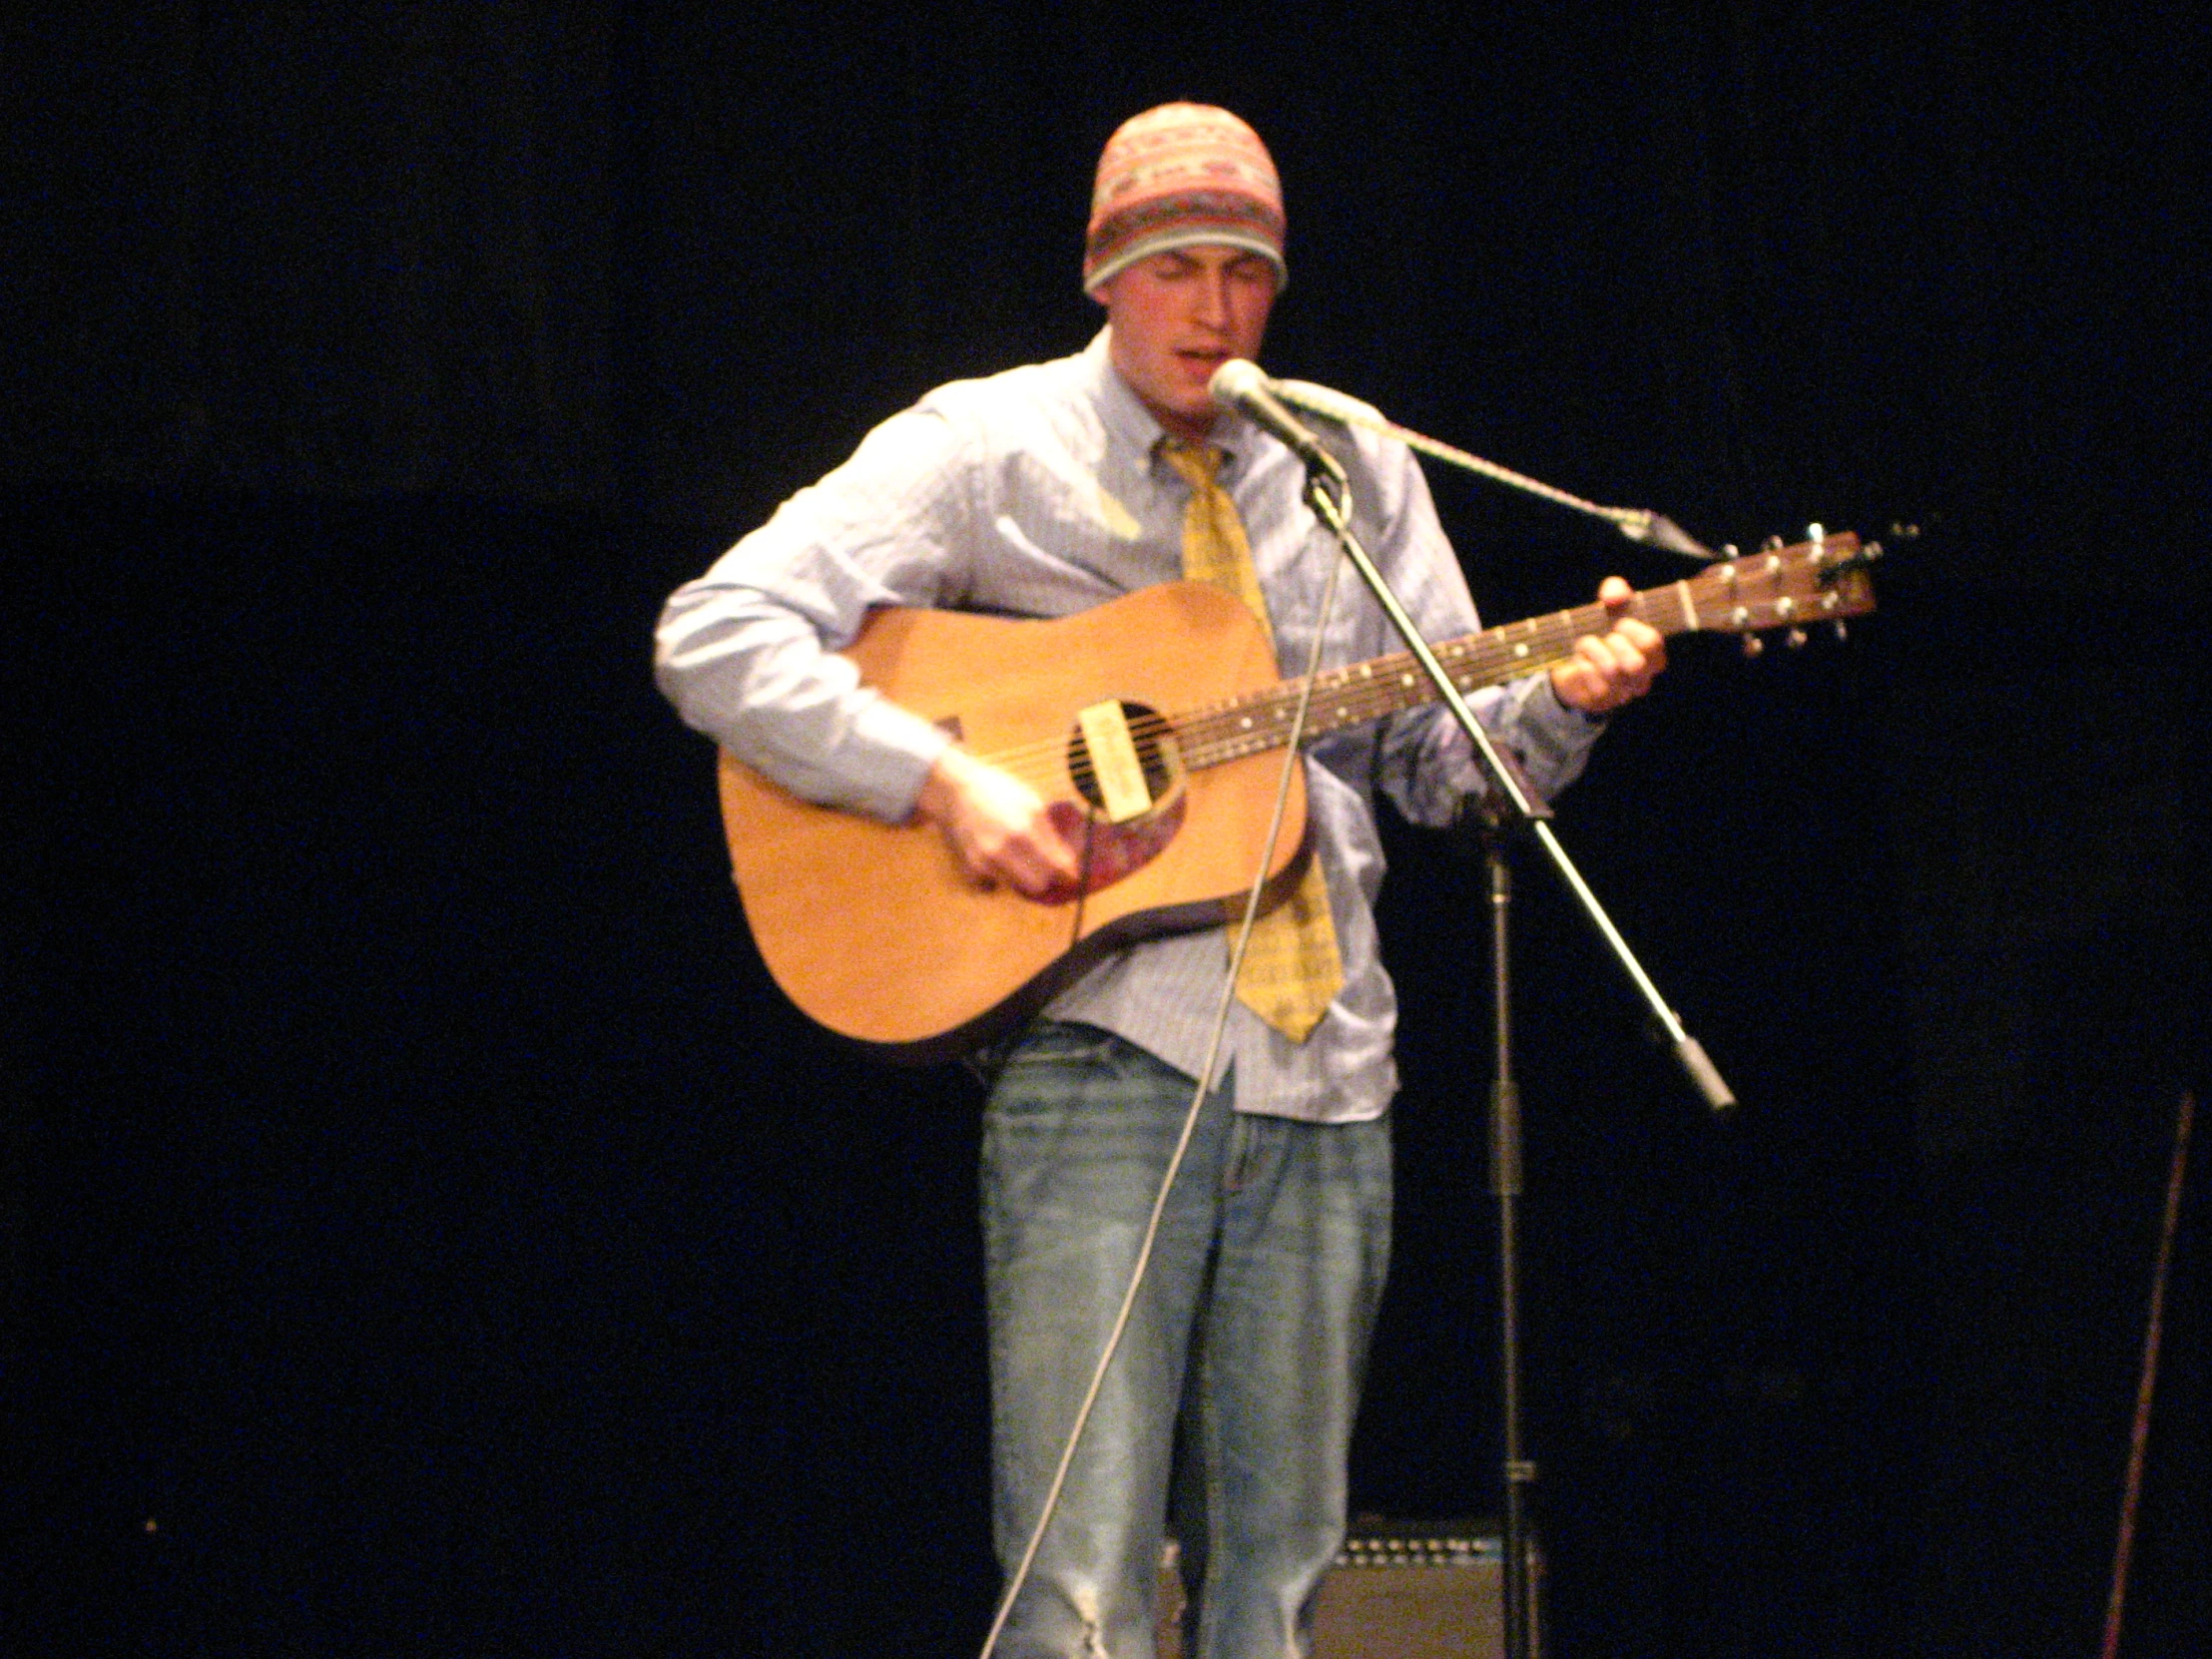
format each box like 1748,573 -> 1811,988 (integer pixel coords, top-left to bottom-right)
1890,521 -> 1921,541
1742,634 -> 1766,659
1786,627 -> 1808,649
1721,542 -> 1740,560
1832,620 -> 1850,642
1762,534 -> 1785,552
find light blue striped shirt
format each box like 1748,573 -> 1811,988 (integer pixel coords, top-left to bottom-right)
656,329 -> 1601,1121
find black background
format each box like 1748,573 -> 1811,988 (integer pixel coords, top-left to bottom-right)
9,4 -> 2207,1655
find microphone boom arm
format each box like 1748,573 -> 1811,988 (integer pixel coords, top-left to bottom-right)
1271,379 -> 1718,561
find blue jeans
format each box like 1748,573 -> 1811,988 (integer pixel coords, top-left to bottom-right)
980,1021 -> 1392,1659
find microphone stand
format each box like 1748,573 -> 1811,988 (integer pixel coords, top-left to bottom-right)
1298,464 -> 1734,1659
1475,809 -> 1539,1659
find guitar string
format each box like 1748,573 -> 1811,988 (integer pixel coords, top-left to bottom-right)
969,617 -> 1584,782
967,559 -> 1845,793
964,600 -> 1645,794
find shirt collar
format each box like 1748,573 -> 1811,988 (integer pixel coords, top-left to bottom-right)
1083,327 -> 1259,482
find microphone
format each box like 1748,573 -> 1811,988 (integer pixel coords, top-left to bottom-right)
1209,359 -> 1347,482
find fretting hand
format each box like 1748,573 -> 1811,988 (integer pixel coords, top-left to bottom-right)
1549,576 -> 1666,715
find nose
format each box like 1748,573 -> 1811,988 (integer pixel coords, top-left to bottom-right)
1193,269 -> 1233,330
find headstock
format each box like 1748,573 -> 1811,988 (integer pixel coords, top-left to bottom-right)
1686,524 -> 1881,656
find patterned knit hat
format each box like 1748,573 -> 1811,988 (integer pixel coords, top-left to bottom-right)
1083,103 -> 1287,294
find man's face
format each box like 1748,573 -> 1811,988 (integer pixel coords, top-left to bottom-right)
1097,246 -> 1278,442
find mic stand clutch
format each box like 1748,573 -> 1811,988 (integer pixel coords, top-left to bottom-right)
1296,460 -> 1734,1659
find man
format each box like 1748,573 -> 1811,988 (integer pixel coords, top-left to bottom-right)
657,104 -> 1661,1658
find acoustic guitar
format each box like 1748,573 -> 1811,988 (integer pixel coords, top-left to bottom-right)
717,532 -> 1877,1059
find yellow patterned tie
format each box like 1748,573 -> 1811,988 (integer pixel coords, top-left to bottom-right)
1161,440 -> 1346,1042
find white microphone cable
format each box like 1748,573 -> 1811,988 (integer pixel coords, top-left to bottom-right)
976,473 -> 1358,1659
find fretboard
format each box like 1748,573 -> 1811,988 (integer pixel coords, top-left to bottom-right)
1173,595 -> 1647,770
1162,531 -> 1871,772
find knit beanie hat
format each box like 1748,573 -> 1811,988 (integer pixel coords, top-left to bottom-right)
1082,103 -> 1287,294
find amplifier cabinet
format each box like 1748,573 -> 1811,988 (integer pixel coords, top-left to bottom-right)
1157,1528 -> 1514,1659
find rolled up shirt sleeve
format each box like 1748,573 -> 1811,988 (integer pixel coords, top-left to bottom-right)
654,403 -> 980,824
1385,673 -> 1603,828
1351,434 -> 1604,830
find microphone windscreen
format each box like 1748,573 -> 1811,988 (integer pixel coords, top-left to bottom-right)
1208,358 -> 1268,412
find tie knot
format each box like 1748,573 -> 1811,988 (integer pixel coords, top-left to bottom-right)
1161,438 -> 1223,490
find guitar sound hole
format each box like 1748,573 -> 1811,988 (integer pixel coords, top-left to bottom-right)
1066,700 -> 1179,816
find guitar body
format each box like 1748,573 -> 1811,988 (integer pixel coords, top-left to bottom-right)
717,582 -> 1310,1060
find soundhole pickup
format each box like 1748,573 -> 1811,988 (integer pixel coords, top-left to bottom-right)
1068,700 -> 1181,824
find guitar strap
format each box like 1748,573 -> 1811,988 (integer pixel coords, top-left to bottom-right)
1161,439 -> 1345,1042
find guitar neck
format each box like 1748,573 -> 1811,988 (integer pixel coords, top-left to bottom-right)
1172,533 -> 1870,771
